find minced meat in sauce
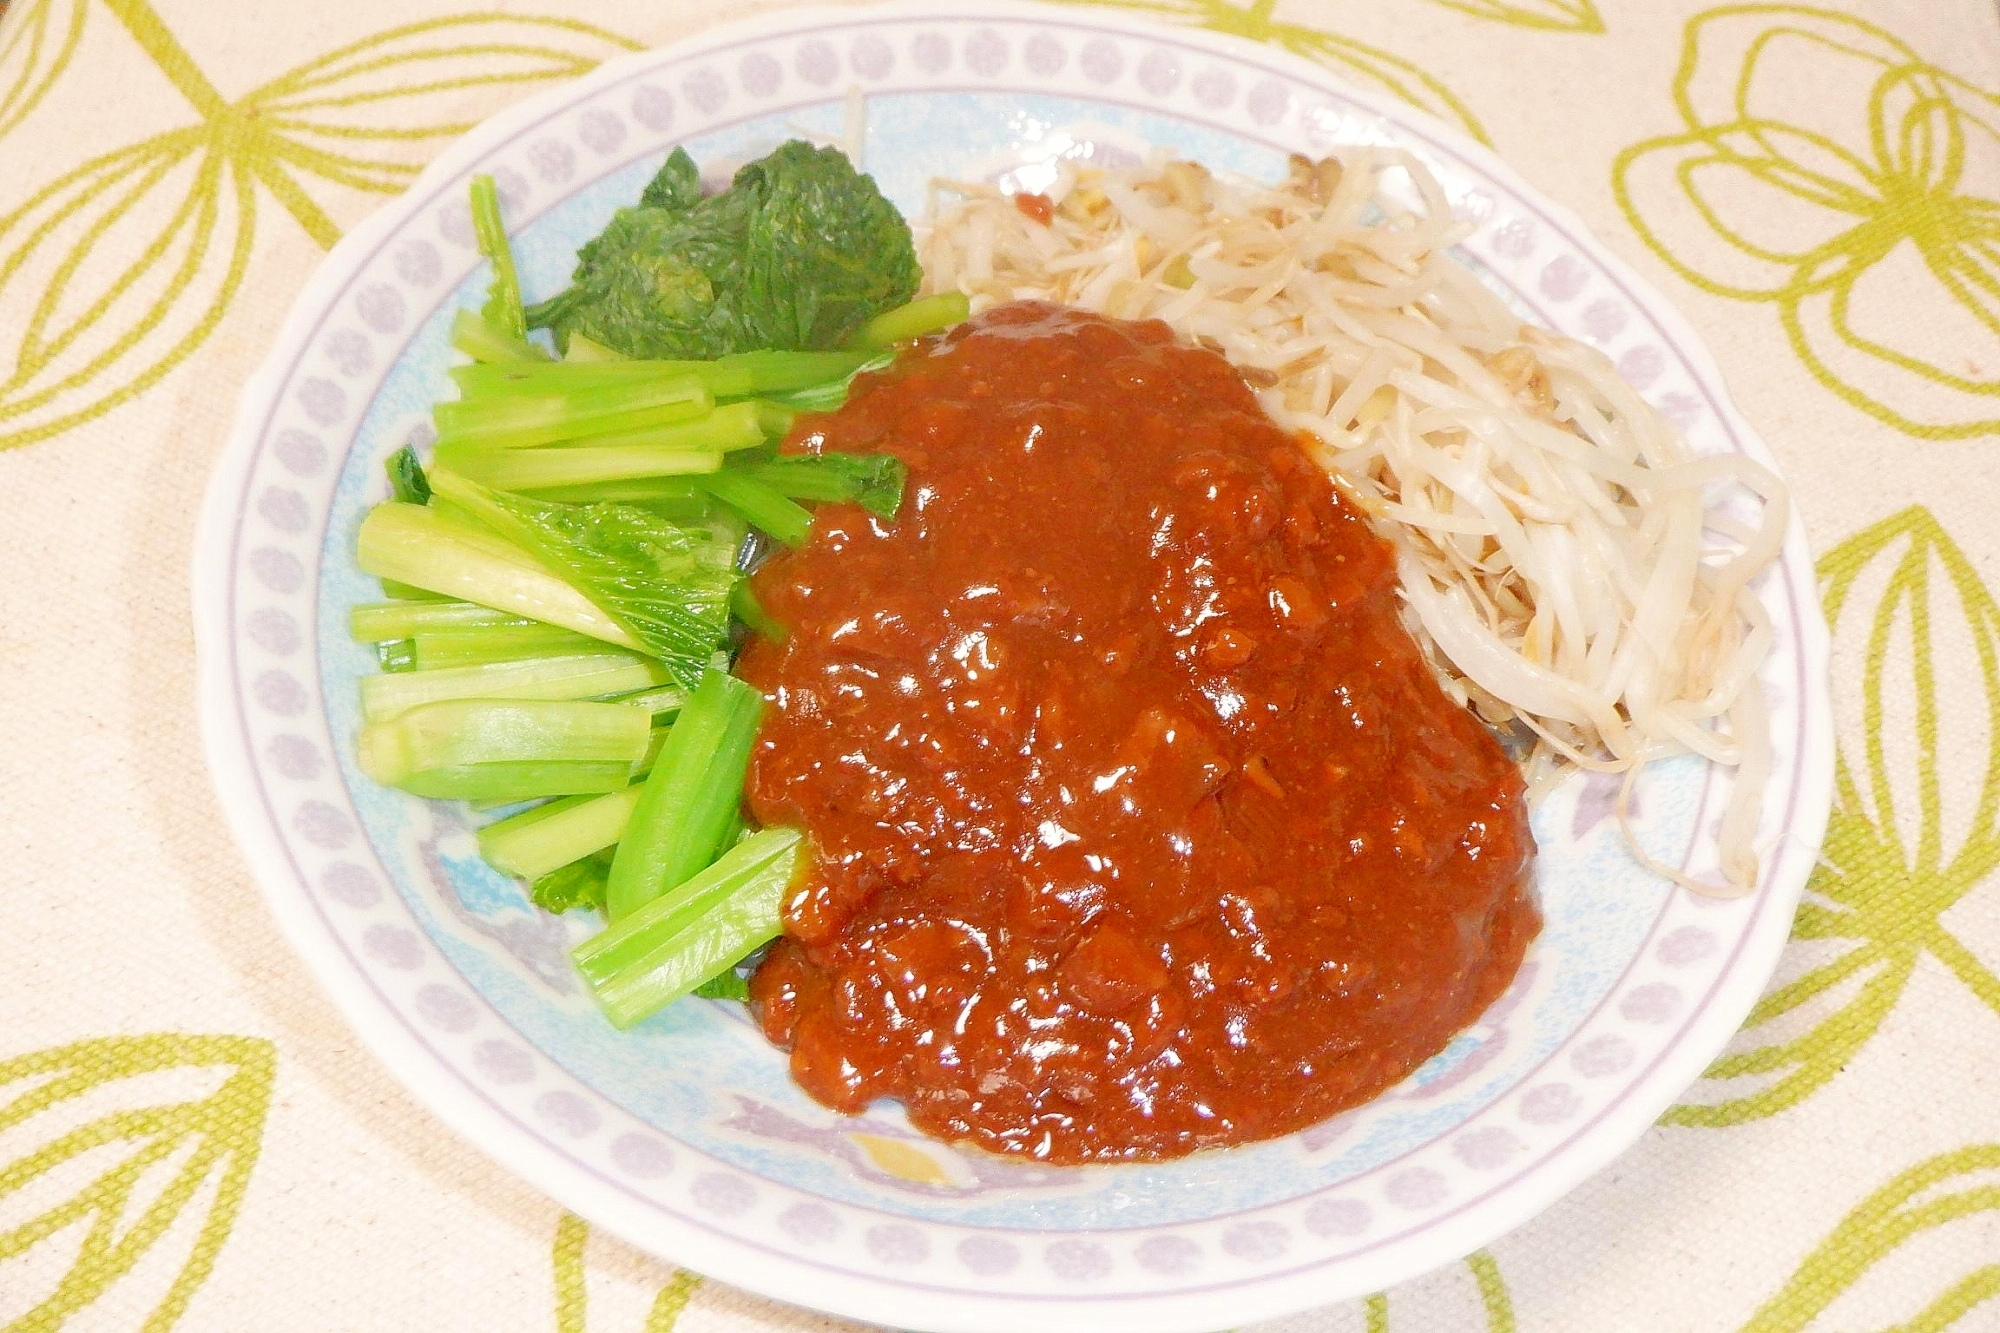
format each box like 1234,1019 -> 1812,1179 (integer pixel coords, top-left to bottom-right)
740,302 -> 1537,1163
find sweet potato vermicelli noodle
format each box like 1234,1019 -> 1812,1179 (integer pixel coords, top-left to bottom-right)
919,149 -> 1786,894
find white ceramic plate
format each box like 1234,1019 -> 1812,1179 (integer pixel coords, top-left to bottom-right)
194,5 -> 1833,1329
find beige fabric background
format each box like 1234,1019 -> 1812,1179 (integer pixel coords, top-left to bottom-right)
2,1 -> 1997,1329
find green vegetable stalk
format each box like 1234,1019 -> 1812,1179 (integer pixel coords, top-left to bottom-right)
576,827 -> 801,1027
481,785 -> 643,882
697,472 -> 814,545
520,478 -> 710,515
471,173 -> 529,341
854,291 -> 971,348
385,445 -> 432,505
427,470 -> 742,690
436,444 -> 726,494
433,373 -> 712,451
358,698 -> 651,786
355,501 -> 639,650
400,762 -> 637,802
358,651 -> 669,724
603,669 -> 761,921
451,308 -> 549,365
404,622 -> 604,670
349,599 -> 528,643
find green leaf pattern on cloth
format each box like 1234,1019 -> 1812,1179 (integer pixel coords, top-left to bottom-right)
1669,507 -> 2000,1126
552,1215 -> 702,1333
1739,1145 -> 2000,1332
0,0 -> 638,450
1613,5 -> 2000,439
1365,1251 -> 1517,1331
0,1035 -> 276,1330
0,0 -> 85,137
1420,0 -> 1600,31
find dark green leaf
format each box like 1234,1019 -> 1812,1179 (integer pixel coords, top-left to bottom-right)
386,445 -> 431,505
531,857 -> 609,914
740,452 -> 906,520
526,141 -> 920,361
730,581 -> 784,642
640,147 -> 703,212
693,969 -> 751,1000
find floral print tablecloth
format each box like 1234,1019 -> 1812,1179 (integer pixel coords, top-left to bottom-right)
1,1 -> 1996,1329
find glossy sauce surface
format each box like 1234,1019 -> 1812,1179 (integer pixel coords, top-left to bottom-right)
741,304 -> 1537,1163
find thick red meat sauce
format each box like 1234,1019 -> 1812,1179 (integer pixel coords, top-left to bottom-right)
739,303 -> 1537,1163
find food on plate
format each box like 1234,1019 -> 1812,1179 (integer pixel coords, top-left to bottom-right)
354,143 -> 952,1016
739,302 -> 1536,1161
344,135 -> 1781,1159
923,150 -> 1786,892
523,141 -> 921,361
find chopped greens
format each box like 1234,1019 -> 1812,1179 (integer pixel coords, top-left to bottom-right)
524,143 -> 921,360
349,144 -> 957,1027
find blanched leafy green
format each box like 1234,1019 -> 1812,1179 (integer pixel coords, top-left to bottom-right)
741,453 -> 906,520
347,164 -> 933,1026
524,142 -> 920,360
693,969 -> 751,1000
574,827 -> 801,1027
429,469 -> 742,689
697,472 -> 813,545
604,668 -> 761,921
531,854 -> 611,914
471,173 -> 527,340
639,147 -> 703,211
854,292 -> 970,348
386,445 -> 431,505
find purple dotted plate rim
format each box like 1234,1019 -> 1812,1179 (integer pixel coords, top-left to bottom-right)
193,4 -> 1834,1330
